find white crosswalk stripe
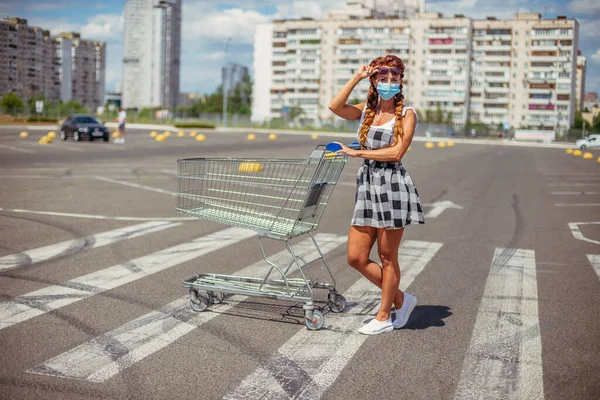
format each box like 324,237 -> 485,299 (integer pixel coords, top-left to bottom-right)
0,227 -> 255,331
224,240 -> 443,400
27,233 -> 347,382
0,221 -> 180,272
454,248 -> 544,400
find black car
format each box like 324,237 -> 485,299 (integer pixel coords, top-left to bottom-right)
60,114 -> 110,141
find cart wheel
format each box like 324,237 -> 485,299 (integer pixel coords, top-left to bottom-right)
329,295 -> 346,313
189,289 -> 209,312
208,291 -> 224,304
305,310 -> 324,330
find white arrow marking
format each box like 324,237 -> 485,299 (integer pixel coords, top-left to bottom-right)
423,200 -> 463,218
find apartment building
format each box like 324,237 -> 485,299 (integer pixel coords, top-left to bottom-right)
55,32 -> 106,110
576,54 -> 586,111
0,18 -> 106,110
469,14 -> 578,132
122,0 -> 181,110
252,1 -> 582,131
222,62 -> 250,95
0,18 -> 56,102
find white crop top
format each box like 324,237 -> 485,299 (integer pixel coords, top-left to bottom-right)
358,105 -> 419,129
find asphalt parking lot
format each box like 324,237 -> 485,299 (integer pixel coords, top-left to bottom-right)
0,126 -> 599,399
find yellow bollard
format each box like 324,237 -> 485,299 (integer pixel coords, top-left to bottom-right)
47,131 -> 56,137
438,142 -> 446,148
597,156 -> 600,163
566,148 -> 574,154
407,146 -> 411,152
425,142 -> 435,149
311,134 -> 319,140
268,133 -> 277,140
150,131 -> 158,138
112,131 -> 120,138
573,150 -> 582,156
155,134 -> 166,142
163,131 -> 171,137
247,133 -> 256,141
177,131 -> 186,137
583,152 -> 593,159
38,137 -> 49,144
19,131 -> 28,138
195,134 -> 206,142
190,131 -> 197,137
446,141 -> 455,147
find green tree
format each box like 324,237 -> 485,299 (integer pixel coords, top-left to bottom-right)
592,112 -> 600,132
434,104 -> 444,123
27,95 -> 45,115
574,111 -> 589,130
444,111 -> 454,125
424,109 -> 434,123
1,93 -> 25,114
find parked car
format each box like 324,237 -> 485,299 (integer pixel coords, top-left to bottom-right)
575,134 -> 600,150
60,114 -> 109,141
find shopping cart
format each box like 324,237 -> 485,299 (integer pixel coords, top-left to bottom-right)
176,146 -> 348,330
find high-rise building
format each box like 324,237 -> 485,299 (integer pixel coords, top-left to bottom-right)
122,0 -> 181,110
222,62 -> 250,95
252,1 -> 582,131
576,53 -> 586,111
0,18 -> 105,110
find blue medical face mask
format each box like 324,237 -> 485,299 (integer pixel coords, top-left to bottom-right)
376,82 -> 401,100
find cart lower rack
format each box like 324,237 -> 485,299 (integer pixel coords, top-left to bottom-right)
176,147 -> 348,330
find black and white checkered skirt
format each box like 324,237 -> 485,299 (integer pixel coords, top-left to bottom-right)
351,159 -> 425,229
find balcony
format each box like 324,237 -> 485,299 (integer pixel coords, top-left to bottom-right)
484,86 -> 509,93
528,97 -> 553,105
483,34 -> 512,42
484,75 -> 509,83
483,96 -> 509,104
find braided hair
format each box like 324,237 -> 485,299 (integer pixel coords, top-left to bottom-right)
358,55 -> 406,149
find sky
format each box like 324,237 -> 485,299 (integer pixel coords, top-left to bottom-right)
1,0 -> 599,96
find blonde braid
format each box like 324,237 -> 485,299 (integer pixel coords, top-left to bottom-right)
391,85 -> 405,146
358,82 -> 378,149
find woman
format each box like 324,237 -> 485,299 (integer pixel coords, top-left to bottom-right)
329,55 -> 425,335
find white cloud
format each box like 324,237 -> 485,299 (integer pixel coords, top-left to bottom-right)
567,0 -> 600,16
182,6 -> 269,44
79,13 -> 123,43
274,1 -> 346,19
591,49 -> 600,62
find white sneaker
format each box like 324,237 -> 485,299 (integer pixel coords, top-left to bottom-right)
358,317 -> 393,335
393,293 -> 417,329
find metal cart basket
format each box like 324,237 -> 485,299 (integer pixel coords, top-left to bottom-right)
176,147 -> 348,330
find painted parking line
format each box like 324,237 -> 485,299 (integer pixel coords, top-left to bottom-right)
550,191 -> 599,195
568,222 -> 600,245
0,227 -> 255,331
23,142 -> 86,152
0,144 -> 36,154
548,183 -> 600,187
0,221 -> 180,272
27,233 -> 347,382
224,240 -> 443,400
586,255 -> 600,280
0,208 -> 195,221
454,248 -> 543,400
95,176 -> 177,196
554,203 -> 600,207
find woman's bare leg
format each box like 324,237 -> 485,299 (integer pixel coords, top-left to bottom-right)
375,228 -> 404,321
347,226 -> 405,313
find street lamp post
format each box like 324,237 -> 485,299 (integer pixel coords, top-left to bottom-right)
222,37 -> 232,129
